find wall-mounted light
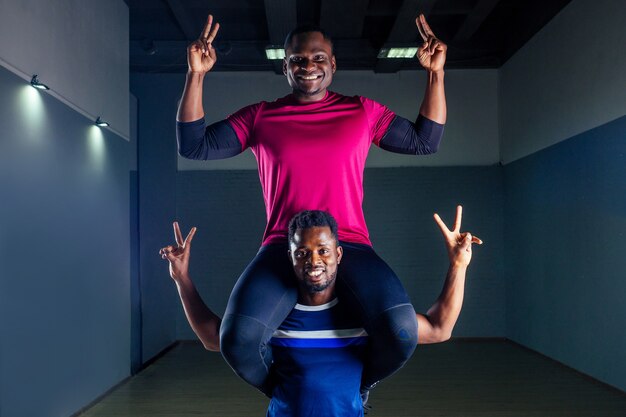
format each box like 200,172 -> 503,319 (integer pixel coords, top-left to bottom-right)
265,47 -> 285,60
95,117 -> 109,127
30,75 -> 50,90
377,47 -> 418,59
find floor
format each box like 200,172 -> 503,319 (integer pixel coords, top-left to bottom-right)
79,340 -> 626,416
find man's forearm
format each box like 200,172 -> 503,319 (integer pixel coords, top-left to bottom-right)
177,72 -> 206,122
417,262 -> 467,343
418,70 -> 446,124
175,274 -> 221,351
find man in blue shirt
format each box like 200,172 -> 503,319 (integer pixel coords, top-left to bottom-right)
160,207 -> 481,416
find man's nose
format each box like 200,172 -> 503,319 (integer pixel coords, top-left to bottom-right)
307,251 -> 320,264
303,59 -> 316,71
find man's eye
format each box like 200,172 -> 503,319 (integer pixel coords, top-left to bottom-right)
314,56 -> 326,61
295,251 -> 305,258
319,249 -> 328,255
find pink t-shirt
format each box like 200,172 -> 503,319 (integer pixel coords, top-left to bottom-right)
227,91 -> 396,246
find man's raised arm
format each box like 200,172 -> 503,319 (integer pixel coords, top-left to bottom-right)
160,222 -> 221,351
416,14 -> 446,125
177,14 -> 219,122
175,14 -> 243,161
376,14 -> 446,156
416,206 -> 482,344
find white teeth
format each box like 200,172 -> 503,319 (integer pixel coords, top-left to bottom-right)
300,75 -> 319,80
307,270 -> 323,277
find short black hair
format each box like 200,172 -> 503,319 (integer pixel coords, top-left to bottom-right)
288,210 -> 339,244
284,25 -> 334,53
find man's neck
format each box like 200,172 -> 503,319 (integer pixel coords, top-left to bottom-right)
298,288 -> 335,306
291,89 -> 328,103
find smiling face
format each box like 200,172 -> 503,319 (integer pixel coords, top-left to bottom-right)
289,226 -> 343,304
283,31 -> 336,102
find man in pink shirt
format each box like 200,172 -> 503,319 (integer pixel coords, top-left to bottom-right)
176,12 -> 448,399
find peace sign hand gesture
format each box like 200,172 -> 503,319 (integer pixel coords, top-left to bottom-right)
433,206 -> 482,267
159,222 -> 197,283
187,14 -> 220,74
416,14 -> 447,73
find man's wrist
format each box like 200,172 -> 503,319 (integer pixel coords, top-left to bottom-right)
186,71 -> 207,81
449,261 -> 468,270
174,273 -> 193,287
428,70 -> 445,83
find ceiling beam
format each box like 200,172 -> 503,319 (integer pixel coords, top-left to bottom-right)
452,0 -> 499,43
296,0 -> 318,25
164,0 -> 199,41
265,0 -> 298,43
374,0 -> 438,73
388,0 -> 437,41
264,0 -> 297,73
320,0 -> 368,38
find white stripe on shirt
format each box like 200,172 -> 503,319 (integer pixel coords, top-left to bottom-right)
272,328 -> 368,339
294,298 -> 339,311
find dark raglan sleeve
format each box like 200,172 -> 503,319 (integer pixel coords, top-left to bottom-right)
378,114 -> 444,155
176,118 -> 243,160
176,103 -> 260,160
360,96 -> 444,156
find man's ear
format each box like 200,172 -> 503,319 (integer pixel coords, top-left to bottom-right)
331,56 -> 337,73
336,245 -> 343,264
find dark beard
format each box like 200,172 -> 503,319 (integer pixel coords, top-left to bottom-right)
293,86 -> 322,97
305,270 -> 336,293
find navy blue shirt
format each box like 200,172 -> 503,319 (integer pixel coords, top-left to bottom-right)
267,299 -> 368,417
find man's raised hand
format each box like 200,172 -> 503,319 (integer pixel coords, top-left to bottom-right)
433,206 -> 482,267
187,14 -> 220,74
416,14 -> 447,73
159,222 -> 197,282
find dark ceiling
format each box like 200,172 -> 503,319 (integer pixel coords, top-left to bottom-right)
129,0 -> 572,73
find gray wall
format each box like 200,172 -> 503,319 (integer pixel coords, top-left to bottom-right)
364,167 -> 504,337
0,2 -> 132,415
0,0 -> 130,139
501,0 -> 626,391
499,0 -> 626,163
129,93 -> 141,373
130,74 -> 181,362
0,66 -> 130,416
504,116 -> 626,391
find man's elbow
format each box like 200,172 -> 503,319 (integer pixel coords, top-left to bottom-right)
177,145 -> 201,160
423,141 -> 440,155
202,340 -> 220,352
199,327 -> 221,351
431,327 -> 452,343
437,330 -> 452,343
412,116 -> 444,155
420,133 -> 442,155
